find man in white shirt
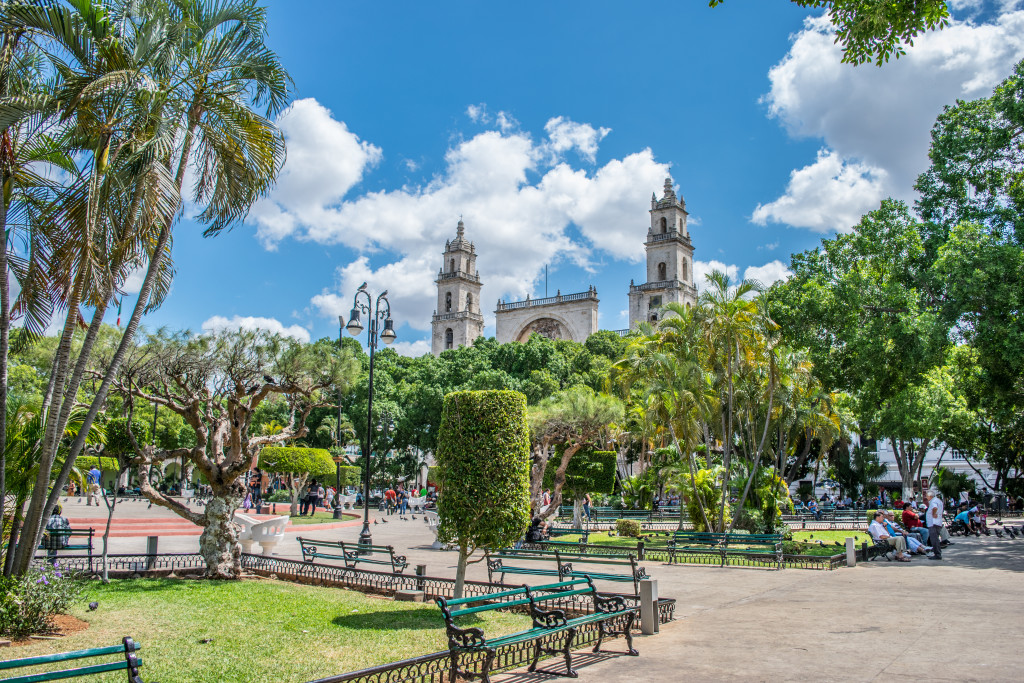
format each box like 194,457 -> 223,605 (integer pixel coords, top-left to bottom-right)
869,511 -> 910,561
926,490 -> 944,560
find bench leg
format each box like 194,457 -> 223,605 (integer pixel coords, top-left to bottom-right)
530,627 -> 578,678
480,646 -> 497,683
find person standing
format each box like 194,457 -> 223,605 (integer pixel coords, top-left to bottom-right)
583,493 -> 592,524
926,489 -> 944,560
86,464 -> 102,506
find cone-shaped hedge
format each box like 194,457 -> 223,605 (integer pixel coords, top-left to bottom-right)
436,390 -> 531,596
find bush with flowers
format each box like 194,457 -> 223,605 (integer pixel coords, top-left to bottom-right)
0,564 -> 84,637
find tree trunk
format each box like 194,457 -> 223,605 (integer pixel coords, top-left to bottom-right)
572,498 -> 583,528
199,491 -> 243,580
100,487 -> 117,583
454,543 -> 469,599
543,443 -> 581,521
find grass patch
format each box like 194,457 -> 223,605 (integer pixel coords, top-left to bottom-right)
10,578 -> 529,682
283,510 -> 360,525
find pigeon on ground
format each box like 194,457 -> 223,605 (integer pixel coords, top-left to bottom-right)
1005,527 -> 1017,538
834,541 -> 843,547
380,518 -> 388,523
373,519 -> 378,525
88,602 -> 98,611
994,528 -> 1003,538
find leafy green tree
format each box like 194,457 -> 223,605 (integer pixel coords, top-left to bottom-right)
542,446 -> 616,526
710,0 -> 950,65
436,390 -> 531,598
258,447 -> 335,515
828,445 -> 885,499
111,330 -> 358,578
527,386 -> 623,519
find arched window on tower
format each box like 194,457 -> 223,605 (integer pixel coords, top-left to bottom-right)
450,258 -> 455,273
660,217 -> 667,233
466,292 -> 473,312
445,328 -> 453,350
445,292 -> 452,312
658,262 -> 666,281
681,260 -> 688,282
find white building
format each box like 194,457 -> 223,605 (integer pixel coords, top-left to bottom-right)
431,176 -> 700,355
873,438 -> 995,492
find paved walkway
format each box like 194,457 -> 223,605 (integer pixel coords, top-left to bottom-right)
57,497 -> 1024,681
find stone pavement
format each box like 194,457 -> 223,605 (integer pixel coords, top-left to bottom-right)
57,497 -> 1024,681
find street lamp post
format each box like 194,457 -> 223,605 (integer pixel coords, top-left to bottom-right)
333,315 -> 347,520
345,283 -> 397,547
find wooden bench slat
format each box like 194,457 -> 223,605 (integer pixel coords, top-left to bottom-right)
450,597 -> 532,617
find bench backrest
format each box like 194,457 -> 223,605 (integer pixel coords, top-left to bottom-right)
0,637 -> 143,683
437,585 -> 533,620
526,577 -> 597,607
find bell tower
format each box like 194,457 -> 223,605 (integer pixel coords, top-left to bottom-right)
628,177 -> 697,329
431,219 -> 485,355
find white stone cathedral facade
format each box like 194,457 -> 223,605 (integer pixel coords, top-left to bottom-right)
430,177 -> 697,355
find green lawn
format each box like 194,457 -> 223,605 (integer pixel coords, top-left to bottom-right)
10,578 -> 529,682
284,510 -> 360,525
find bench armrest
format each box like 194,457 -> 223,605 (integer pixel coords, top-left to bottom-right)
594,593 -> 629,614
445,623 -> 487,649
531,606 -> 568,629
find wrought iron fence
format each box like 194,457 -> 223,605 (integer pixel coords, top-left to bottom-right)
34,552 -> 206,573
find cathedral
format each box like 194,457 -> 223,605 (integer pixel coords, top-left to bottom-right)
430,177 -> 697,355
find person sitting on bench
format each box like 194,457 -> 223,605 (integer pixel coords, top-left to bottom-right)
869,511 -> 911,561
884,510 -> 930,555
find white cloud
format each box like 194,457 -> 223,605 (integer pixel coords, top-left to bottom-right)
250,98 -> 382,248
202,315 -> 311,342
390,339 -> 431,357
542,117 -> 611,163
743,260 -> 792,286
249,103 -> 670,333
752,149 -> 888,232
466,103 -> 488,123
759,8 -> 1024,231
693,260 -> 739,292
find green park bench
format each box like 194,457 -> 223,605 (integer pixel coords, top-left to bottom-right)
0,637 -> 144,682
664,531 -> 784,569
485,548 -> 565,583
547,526 -> 590,543
435,577 -> 638,683
297,537 -> 408,573
37,528 -> 94,568
487,547 -> 648,595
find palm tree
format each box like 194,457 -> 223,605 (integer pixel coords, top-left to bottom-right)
696,270 -> 762,530
7,0 -> 289,574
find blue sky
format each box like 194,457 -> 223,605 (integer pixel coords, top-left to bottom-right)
123,0 -> 1024,356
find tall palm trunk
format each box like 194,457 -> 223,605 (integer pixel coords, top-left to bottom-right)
15,118 -> 194,574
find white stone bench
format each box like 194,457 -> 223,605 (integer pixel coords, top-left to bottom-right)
251,516 -> 288,555
232,512 -> 261,553
424,510 -> 442,550
337,494 -> 358,509
407,496 -> 426,512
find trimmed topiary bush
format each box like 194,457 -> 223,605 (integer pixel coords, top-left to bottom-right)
259,447 -> 335,515
437,390 -> 531,597
75,456 -> 119,472
616,519 -> 641,538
